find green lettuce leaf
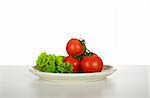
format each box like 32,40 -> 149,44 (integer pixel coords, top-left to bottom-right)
35,52 -> 73,73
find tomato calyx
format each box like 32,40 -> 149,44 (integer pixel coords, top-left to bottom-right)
79,38 -> 86,45
84,48 -> 95,57
78,39 -> 94,57
73,38 -> 95,59
74,48 -> 96,61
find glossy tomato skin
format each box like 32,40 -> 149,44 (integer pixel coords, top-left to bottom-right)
80,55 -> 103,73
64,56 -> 80,72
66,38 -> 85,56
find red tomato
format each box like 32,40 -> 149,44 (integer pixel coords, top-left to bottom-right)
66,38 -> 85,56
80,54 -> 103,73
91,53 -> 98,58
64,56 -> 80,72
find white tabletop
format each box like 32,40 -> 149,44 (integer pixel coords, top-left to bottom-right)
0,65 -> 149,98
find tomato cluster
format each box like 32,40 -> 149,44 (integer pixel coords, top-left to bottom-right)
64,38 -> 103,73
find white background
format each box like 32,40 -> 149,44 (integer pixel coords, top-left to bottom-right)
0,0 -> 150,66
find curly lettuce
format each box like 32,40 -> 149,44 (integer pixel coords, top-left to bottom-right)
35,52 -> 73,73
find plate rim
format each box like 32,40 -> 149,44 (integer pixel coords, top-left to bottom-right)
29,65 -> 117,76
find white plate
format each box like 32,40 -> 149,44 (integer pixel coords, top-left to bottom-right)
29,65 -> 117,82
